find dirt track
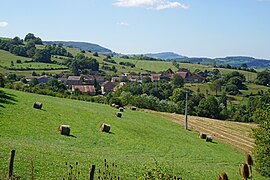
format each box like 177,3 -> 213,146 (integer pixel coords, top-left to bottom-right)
148,111 -> 257,153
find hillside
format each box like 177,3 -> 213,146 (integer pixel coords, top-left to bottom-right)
143,51 -> 270,68
0,88 -> 266,179
144,52 -> 186,60
43,41 -> 112,54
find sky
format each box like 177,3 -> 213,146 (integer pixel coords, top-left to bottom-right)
0,0 -> 270,59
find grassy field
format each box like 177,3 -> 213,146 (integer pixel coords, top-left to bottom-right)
0,50 -> 68,76
0,88 -> 266,179
185,82 -> 269,105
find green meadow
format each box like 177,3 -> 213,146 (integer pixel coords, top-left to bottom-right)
0,88 -> 266,179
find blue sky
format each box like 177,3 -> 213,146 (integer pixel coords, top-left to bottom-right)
0,0 -> 270,59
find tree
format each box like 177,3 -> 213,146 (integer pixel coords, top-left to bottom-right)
33,49 -> 51,63
171,74 -> 184,88
170,88 -> 186,103
253,106 -> 270,177
29,78 -> 38,87
209,79 -> 223,96
255,70 -> 270,86
196,96 -> 221,119
0,73 -> 5,87
225,83 -> 239,95
142,76 -> 152,83
24,33 -> 35,42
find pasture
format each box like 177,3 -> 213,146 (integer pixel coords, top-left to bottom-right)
0,88 -> 266,179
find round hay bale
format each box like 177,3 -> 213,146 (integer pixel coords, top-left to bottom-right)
33,102 -> 42,109
115,105 -> 120,109
111,103 -> 116,107
58,125 -> 70,136
100,123 -> 110,133
246,154 -> 253,166
220,172 -> 228,180
130,106 -> 137,111
206,136 -> 213,142
119,107 -> 124,112
241,163 -> 249,179
198,132 -> 207,139
116,112 -> 122,118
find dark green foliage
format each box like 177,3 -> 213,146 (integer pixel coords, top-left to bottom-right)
29,78 -> 38,87
33,49 -> 51,63
24,33 -> 43,45
45,44 -> 73,57
67,54 -> 99,75
196,96 -> 221,119
225,84 -> 239,95
142,76 -> 152,83
119,61 -> 135,68
0,73 -> 5,87
255,69 -> 270,86
253,106 -> 270,177
103,57 -> 116,64
171,74 -> 184,88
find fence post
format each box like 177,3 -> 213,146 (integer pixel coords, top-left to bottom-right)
9,149 -> 16,179
90,164 -> 95,180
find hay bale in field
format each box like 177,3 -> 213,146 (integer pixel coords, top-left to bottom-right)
220,172 -> 228,180
246,154 -> 253,166
58,125 -> 70,136
116,112 -> 122,118
198,132 -> 207,139
111,103 -> 116,107
130,106 -> 137,110
33,102 -> 42,109
115,105 -> 119,109
119,107 -> 124,112
100,123 -> 110,133
205,136 -> 213,142
241,163 -> 249,179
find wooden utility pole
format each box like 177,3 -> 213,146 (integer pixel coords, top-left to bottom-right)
184,91 -> 189,130
9,150 -> 16,179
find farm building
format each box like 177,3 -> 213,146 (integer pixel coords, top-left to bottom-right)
101,81 -> 116,95
67,76 -> 82,87
72,85 -> 96,96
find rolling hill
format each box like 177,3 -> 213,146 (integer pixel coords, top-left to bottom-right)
0,88 -> 266,179
43,41 -> 112,54
144,52 -> 270,68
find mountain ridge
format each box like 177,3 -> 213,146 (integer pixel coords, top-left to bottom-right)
43,41 -> 112,54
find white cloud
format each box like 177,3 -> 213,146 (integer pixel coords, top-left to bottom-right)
0,21 -> 8,28
114,0 -> 188,10
118,22 -> 129,26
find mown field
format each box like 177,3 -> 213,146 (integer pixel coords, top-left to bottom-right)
0,88 -> 266,179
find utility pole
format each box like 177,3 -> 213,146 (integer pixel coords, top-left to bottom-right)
184,91 -> 189,130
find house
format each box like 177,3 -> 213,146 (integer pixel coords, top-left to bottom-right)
58,78 -> 67,84
72,85 -> 96,96
84,76 -> 105,85
150,74 -> 161,82
67,76 -> 82,87
101,81 -> 116,95
26,75 -> 50,83
128,75 -> 142,83
191,73 -> 204,83
111,77 -> 122,83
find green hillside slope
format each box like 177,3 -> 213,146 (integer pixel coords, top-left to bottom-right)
0,88 -> 265,179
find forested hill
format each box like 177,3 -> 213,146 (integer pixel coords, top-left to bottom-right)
146,52 -> 270,68
43,41 -> 112,54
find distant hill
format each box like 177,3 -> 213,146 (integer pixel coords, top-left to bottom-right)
43,41 -> 112,54
144,52 -> 186,60
144,52 -> 270,68
215,56 -> 270,68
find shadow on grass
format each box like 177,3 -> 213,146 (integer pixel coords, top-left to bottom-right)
0,90 -> 17,108
68,134 -> 77,138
